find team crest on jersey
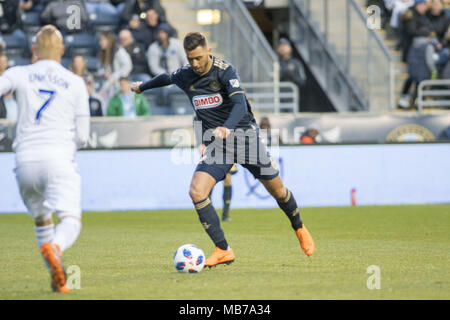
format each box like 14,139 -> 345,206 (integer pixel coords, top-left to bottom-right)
229,79 -> 240,88
192,93 -> 223,109
209,81 -> 221,91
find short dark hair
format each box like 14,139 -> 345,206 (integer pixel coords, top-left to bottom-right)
183,32 -> 207,51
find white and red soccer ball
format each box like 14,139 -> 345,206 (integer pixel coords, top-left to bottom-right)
173,244 -> 205,273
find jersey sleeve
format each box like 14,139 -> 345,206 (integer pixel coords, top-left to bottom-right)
221,65 -> 245,97
0,66 -> 22,95
76,77 -> 90,117
169,65 -> 189,90
75,77 -> 90,148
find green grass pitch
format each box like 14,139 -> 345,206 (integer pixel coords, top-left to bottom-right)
0,205 -> 449,300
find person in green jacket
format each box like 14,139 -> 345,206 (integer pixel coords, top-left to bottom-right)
107,77 -> 150,117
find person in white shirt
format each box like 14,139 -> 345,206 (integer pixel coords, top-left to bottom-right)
147,23 -> 187,107
0,25 -> 90,293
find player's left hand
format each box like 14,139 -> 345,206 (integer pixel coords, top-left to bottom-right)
213,127 -> 231,139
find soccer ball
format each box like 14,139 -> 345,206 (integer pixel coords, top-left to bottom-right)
173,244 -> 205,273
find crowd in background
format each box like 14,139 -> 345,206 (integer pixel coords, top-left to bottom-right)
367,0 -> 450,108
0,0 -> 188,119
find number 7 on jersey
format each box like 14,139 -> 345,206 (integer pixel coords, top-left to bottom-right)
36,89 -> 56,123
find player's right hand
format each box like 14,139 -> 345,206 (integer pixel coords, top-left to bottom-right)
197,144 -> 206,155
131,81 -> 143,94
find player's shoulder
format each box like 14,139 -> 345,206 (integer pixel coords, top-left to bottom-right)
213,57 -> 233,71
2,64 -> 27,77
172,63 -> 194,78
60,65 -> 86,88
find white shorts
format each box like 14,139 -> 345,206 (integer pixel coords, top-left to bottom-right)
14,160 -> 82,222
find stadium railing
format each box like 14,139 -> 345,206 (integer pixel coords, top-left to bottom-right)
290,0 -> 394,112
243,82 -> 299,113
417,80 -> 450,113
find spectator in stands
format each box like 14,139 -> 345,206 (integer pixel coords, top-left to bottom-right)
259,116 -> 282,146
97,31 -> 133,100
388,0 -> 414,49
277,38 -> 307,112
402,0 -> 433,59
70,55 -> 92,83
148,23 -> 187,76
19,0 -> 47,13
125,14 -> 145,45
147,23 -> 187,106
428,0 -> 450,41
0,0 -> 26,42
40,0 -> 89,34
0,54 -> 8,74
408,35 -> 438,81
85,74 -> 104,117
300,124 -> 320,144
85,0 -> 120,17
118,28 -> 150,80
398,0 -> 434,108
0,54 -> 17,120
138,7 -> 177,49
439,25 -> 450,77
121,0 -> 166,27
428,0 -> 450,74
107,77 -> 150,117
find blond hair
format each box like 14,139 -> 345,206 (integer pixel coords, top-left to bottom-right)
35,25 -> 64,60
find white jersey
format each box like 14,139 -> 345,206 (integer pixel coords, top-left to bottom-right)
0,59 -> 90,162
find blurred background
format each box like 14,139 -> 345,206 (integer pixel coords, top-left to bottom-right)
0,0 -> 449,211
0,0 -> 449,148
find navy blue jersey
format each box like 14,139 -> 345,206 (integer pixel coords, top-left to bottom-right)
170,56 -> 257,133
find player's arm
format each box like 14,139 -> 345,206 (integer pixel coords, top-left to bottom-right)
223,92 -> 247,130
0,67 -> 19,96
193,115 -> 206,154
131,73 -> 173,94
0,77 -> 13,96
214,66 -> 248,138
75,79 -> 91,148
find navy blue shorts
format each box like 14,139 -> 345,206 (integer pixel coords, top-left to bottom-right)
195,133 -> 279,182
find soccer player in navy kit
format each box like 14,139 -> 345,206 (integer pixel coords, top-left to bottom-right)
132,32 -> 315,267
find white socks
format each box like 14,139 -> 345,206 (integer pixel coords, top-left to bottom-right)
52,217 -> 81,252
35,224 -> 55,249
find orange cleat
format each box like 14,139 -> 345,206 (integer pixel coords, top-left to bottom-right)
205,247 -> 235,267
295,225 -> 316,256
40,243 -> 70,293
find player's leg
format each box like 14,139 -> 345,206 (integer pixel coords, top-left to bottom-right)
47,161 -> 82,254
15,163 -> 55,251
190,164 -> 235,267
41,160 -> 82,293
14,162 -> 70,292
222,173 -> 232,222
259,175 -> 315,256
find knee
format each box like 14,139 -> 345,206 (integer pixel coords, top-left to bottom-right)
189,184 -> 208,202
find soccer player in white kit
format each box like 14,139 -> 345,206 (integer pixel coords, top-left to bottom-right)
0,25 -> 90,293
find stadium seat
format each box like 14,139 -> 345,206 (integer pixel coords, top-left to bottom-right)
171,92 -> 193,115
21,11 -> 41,36
0,32 -> 28,57
88,4 -> 121,35
8,56 -> 31,67
144,92 -> 173,115
85,56 -> 100,73
129,73 -> 152,83
64,33 -> 99,58
61,57 -> 71,69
